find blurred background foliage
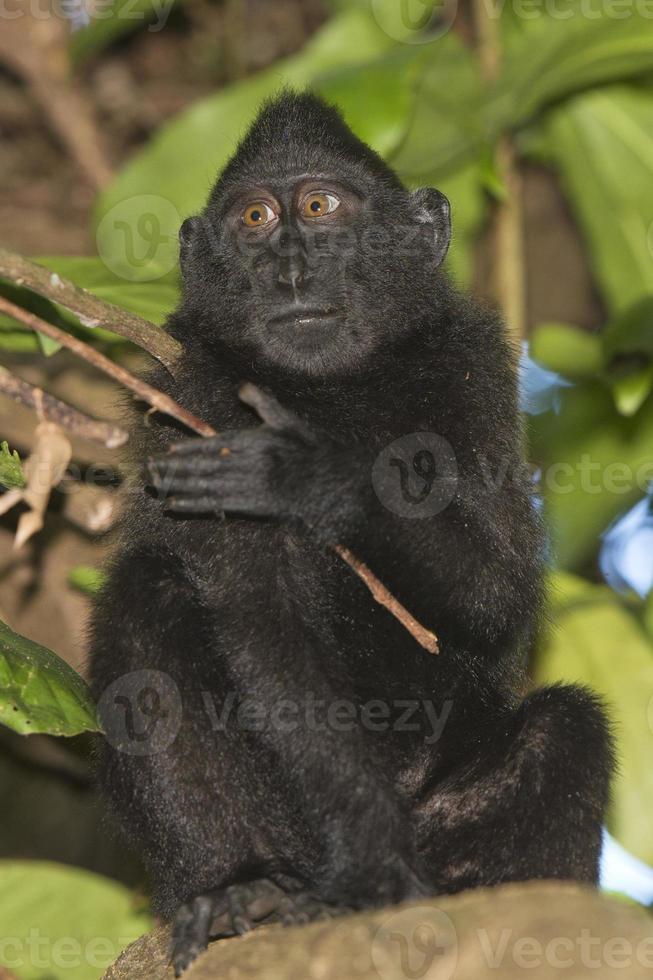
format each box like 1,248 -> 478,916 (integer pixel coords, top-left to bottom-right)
1,0 -> 653,976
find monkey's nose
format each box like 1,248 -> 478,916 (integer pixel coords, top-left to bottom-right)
277,255 -> 309,291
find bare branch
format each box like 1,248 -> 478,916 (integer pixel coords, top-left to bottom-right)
0,366 -> 128,449
0,248 -> 182,374
473,0 -> 526,339
0,296 -> 214,438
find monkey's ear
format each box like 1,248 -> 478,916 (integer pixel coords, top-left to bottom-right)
178,216 -> 203,279
410,188 -> 451,268
179,216 -> 201,250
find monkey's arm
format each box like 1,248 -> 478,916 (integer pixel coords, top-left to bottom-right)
147,386 -> 542,654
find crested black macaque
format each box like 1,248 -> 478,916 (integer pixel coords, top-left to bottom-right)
90,92 -> 614,975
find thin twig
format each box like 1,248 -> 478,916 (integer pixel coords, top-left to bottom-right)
0,366 -> 128,449
0,248 -> 182,374
0,296 -> 214,438
334,546 -> 439,654
473,0 -> 527,339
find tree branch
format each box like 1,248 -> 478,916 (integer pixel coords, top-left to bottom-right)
0,366 -> 128,449
0,296 -> 214,438
473,0 -> 527,339
0,248 -> 182,374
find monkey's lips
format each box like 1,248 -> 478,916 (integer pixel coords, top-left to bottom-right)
267,305 -> 342,329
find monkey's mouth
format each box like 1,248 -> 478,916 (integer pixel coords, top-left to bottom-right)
267,305 -> 341,328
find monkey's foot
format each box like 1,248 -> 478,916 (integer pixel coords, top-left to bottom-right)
171,891 -> 221,977
170,879 -> 344,976
211,878 -> 345,937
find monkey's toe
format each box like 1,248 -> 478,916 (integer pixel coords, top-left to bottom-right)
210,878 -> 346,938
170,891 -> 226,976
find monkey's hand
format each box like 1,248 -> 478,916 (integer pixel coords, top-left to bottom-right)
147,384 -> 357,536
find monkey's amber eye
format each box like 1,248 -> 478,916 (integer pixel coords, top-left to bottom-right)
301,192 -> 340,219
242,202 -> 276,228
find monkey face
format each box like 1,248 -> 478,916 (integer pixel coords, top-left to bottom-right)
176,94 -> 451,378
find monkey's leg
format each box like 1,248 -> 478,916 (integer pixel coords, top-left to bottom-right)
418,684 -> 614,892
170,879 -> 346,975
215,591 -> 429,910
90,550 -> 306,924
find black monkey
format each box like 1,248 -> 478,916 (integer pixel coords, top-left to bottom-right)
90,92 -> 614,976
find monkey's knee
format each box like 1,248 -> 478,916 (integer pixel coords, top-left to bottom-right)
515,684 -> 614,795
491,684 -> 613,883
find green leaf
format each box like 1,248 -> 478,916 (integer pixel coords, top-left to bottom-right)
495,1 -> 653,132
388,33 -> 483,181
603,296 -> 653,361
536,573 -> 653,865
530,322 -> 603,378
0,861 -> 152,980
541,86 -> 653,314
70,0 -> 178,64
0,441 -> 25,490
531,380 -> 653,570
0,620 -> 100,737
601,297 -> 653,414
69,565 -> 107,596
393,1 -> 653,184
610,363 -> 653,417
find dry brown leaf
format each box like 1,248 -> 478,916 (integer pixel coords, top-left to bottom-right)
0,422 -> 72,548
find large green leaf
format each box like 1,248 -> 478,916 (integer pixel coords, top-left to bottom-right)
542,86 -> 653,314
0,861 -> 152,980
394,1 -> 653,182
535,572 -> 653,865
0,620 -> 100,737
531,380 -> 653,570
387,33 -> 483,181
495,2 -> 653,131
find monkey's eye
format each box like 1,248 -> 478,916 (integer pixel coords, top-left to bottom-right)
301,192 -> 340,219
242,202 -> 276,228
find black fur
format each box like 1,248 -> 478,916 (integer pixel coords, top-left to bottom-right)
89,91 -> 614,975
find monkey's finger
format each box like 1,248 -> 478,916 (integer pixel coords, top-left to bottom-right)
147,455 -> 225,481
156,475 -> 222,495
165,427 -> 277,458
164,495 -> 222,515
239,382 -> 299,429
167,434 -> 225,456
